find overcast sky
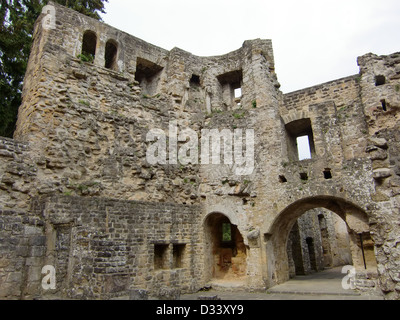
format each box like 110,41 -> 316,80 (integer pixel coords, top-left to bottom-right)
101,0 -> 400,93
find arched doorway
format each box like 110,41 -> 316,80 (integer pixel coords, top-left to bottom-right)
265,196 -> 378,288
204,213 -> 247,282
286,208 -> 353,277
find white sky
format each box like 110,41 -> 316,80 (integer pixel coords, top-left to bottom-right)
101,0 -> 400,93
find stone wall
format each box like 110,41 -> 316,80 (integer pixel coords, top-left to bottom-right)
31,196 -> 201,299
0,208 -> 45,299
358,52 -> 400,299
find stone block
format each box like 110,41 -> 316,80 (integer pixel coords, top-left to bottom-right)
373,168 -> 392,180
156,287 -> 181,300
129,289 -> 148,300
197,295 -> 221,300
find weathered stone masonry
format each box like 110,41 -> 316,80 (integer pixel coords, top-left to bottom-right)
0,2 -> 399,299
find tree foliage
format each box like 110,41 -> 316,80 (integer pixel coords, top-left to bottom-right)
0,0 -> 108,137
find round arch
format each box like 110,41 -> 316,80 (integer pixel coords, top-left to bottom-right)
105,39 -> 119,70
81,30 -> 97,59
203,212 -> 247,283
264,195 -> 377,287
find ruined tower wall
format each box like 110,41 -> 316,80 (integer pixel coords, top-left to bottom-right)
358,52 -> 400,299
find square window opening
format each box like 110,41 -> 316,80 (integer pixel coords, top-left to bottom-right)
135,58 -> 164,96
300,172 -> 308,181
190,74 -> 201,86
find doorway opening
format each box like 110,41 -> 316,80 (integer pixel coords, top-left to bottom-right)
266,196 -> 378,289
204,213 -> 247,282
287,208 -> 353,277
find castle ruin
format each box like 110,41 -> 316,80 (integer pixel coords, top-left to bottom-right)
1,2 -> 399,300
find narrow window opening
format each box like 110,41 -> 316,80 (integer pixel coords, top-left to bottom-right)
81,31 -> 97,61
297,135 -> 312,160
234,87 -> 242,99
323,168 -> 332,179
222,223 -> 232,242
375,75 -> 386,86
279,175 -> 288,183
318,214 -> 327,229
300,172 -> 308,181
173,244 -> 186,269
105,40 -> 118,70
381,99 -> 387,111
154,244 -> 169,270
234,87 -> 242,106
306,237 -> 317,271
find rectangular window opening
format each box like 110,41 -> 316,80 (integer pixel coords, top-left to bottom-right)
154,244 -> 169,270
285,118 -> 315,162
375,75 -> 386,86
324,168 -> 332,179
234,87 -> 242,99
222,223 -> 232,242
173,244 -> 186,269
217,70 -> 243,108
300,172 -> 308,181
381,99 -> 387,111
190,74 -> 200,86
135,57 -> 164,96
234,87 -> 242,106
297,136 -> 312,161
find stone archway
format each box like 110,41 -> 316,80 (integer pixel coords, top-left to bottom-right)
264,196 -> 378,288
204,212 -> 247,283
286,208 -> 353,277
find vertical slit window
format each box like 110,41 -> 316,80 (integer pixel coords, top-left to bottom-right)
222,223 -> 232,242
381,99 -> 387,111
173,244 -> 186,269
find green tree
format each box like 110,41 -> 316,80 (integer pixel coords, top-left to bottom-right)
0,0 -> 108,137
